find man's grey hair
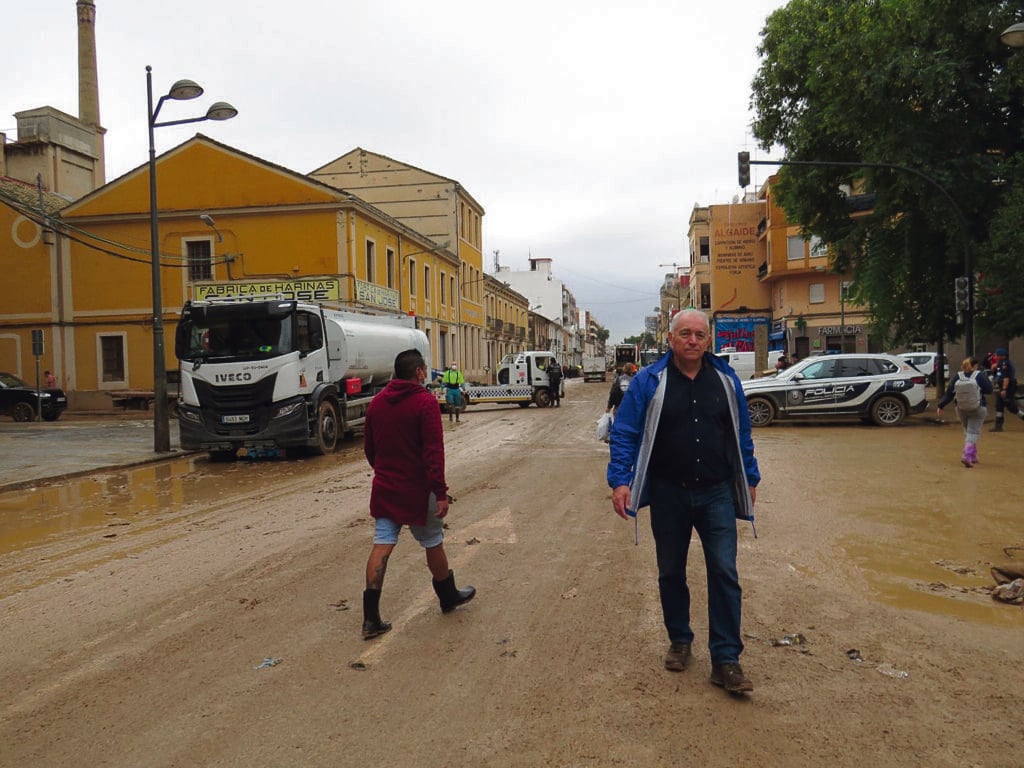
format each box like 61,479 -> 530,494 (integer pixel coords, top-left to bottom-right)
669,308 -> 711,333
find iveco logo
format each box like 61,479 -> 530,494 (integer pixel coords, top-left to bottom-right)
215,372 -> 253,383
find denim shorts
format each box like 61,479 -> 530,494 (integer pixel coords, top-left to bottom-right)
373,493 -> 444,548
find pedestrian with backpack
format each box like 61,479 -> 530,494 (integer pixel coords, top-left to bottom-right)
606,363 -> 636,417
936,357 -> 993,468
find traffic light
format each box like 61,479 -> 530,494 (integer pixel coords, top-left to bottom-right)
738,151 -> 750,187
954,276 -> 970,312
973,274 -> 988,313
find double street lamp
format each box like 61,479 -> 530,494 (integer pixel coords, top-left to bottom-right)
147,66 -> 237,452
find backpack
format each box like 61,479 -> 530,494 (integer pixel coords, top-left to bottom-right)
954,371 -> 981,413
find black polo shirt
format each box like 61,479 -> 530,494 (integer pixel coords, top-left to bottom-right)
650,360 -> 733,489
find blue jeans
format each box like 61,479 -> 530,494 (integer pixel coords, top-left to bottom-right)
649,479 -> 743,664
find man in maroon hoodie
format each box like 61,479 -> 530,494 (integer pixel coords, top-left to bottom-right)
361,348 -> 476,639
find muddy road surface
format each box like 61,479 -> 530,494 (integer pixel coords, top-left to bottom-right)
1,381 -> 1021,767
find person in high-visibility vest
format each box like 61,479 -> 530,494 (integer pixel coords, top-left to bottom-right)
442,362 -> 465,422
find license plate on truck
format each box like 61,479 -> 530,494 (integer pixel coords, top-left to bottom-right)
221,414 -> 250,424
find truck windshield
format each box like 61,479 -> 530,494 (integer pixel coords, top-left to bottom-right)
176,306 -> 295,362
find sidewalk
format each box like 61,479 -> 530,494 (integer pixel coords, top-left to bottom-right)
0,413 -> 185,491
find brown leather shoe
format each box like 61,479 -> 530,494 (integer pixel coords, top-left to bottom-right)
664,642 -> 692,671
710,662 -> 753,693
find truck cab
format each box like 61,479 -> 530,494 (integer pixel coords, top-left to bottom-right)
458,351 -> 562,408
174,298 -> 428,459
497,351 -> 560,390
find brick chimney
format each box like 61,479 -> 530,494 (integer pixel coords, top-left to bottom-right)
76,0 -> 105,183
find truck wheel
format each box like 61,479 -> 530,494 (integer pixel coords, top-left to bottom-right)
313,398 -> 340,454
871,395 -> 906,426
12,402 -> 34,422
533,389 -> 551,408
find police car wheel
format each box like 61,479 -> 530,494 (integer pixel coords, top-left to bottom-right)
747,397 -> 775,427
871,395 -> 906,427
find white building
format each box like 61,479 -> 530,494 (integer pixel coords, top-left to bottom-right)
496,257 -> 581,365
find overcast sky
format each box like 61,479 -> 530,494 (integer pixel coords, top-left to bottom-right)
4,0 -> 785,343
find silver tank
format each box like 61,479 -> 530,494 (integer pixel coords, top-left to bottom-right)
322,309 -> 430,387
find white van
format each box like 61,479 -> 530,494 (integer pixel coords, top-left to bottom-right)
717,348 -> 783,380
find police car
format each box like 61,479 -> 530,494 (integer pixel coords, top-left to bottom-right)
741,353 -> 928,427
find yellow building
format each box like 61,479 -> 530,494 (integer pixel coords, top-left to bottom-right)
483,273 -> 530,381
0,177 -> 71,386
687,206 -> 711,312
757,176 -> 868,358
310,149 -> 487,381
708,202 -> 770,314
0,135 -> 461,408
683,201 -> 772,352
684,181 -> 868,359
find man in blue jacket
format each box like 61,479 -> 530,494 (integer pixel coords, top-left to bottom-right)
607,309 -> 760,694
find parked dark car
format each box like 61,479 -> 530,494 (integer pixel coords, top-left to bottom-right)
0,372 -> 68,421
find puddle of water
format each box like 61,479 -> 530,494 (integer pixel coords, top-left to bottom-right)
0,455 -> 306,559
759,424 -> 1024,627
0,451 -> 356,599
838,500 -> 1023,627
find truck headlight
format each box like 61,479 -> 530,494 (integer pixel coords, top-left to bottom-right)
178,406 -> 203,424
274,402 -> 304,419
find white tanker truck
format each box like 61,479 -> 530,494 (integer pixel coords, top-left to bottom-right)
174,297 -> 429,460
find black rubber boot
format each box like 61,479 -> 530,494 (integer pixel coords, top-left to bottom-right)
432,570 -> 476,613
362,588 -> 392,639
990,419 -> 1004,433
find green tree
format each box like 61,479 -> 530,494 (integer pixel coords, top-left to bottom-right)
750,0 -> 1024,346
624,333 -> 657,348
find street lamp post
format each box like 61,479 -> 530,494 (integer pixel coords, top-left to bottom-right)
147,65 -> 236,452
839,279 -> 848,351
